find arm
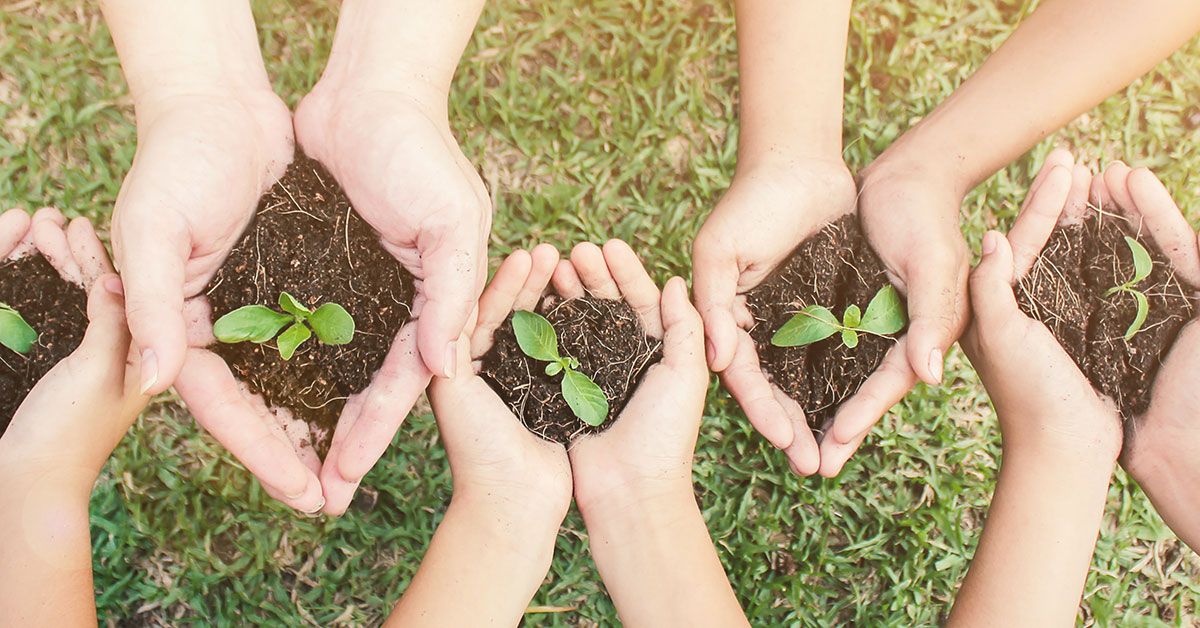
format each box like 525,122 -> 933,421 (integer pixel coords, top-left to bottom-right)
692,0 -> 855,474
564,243 -> 750,627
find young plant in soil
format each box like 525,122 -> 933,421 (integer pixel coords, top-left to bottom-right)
771,285 -> 905,349
213,291 -> 355,360
511,310 -> 608,426
1104,236 -> 1152,340
0,303 -> 36,354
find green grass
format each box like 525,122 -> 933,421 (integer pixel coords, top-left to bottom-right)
3,0 -> 1200,625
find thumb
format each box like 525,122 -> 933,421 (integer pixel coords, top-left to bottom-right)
691,233 -> 740,372
415,236 -> 483,379
903,240 -> 968,386
969,231 -> 1021,332
113,219 -> 189,396
659,276 -> 706,374
71,275 -> 135,394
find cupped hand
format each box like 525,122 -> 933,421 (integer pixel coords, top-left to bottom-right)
1,209 -> 147,474
111,89 -> 294,396
692,157 -> 855,475
959,150 -> 1121,460
1095,162 -> 1200,549
557,240 -> 709,508
429,244 -> 572,518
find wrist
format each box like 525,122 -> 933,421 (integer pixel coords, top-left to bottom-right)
860,134 -> 974,200
443,491 -> 564,574
450,485 -> 569,543
575,473 -> 695,526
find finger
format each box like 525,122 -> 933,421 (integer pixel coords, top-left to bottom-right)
1009,165 -> 1071,278
552,259 -> 586,299
691,230 -> 740,372
658,277 -> 704,371
318,392 -> 368,517
72,275 -> 136,394
1090,170 -> 1115,215
603,239 -> 663,338
473,249 -> 531,356
1103,161 -> 1137,218
720,329 -> 795,450
32,214 -> 83,285
773,387 -> 819,476
1127,167 -> 1200,285
1022,148 -> 1074,206
30,206 -> 66,228
569,242 -> 621,299
0,209 -> 31,259
335,323 -> 432,483
829,337 -> 918,444
66,217 -> 116,288
818,422 -> 872,478
1060,162 -> 1092,225
903,242 -> 967,386
414,234 -> 482,379
515,243 -> 558,311
114,217 -> 190,396
969,231 -> 1021,332
174,349 -> 322,511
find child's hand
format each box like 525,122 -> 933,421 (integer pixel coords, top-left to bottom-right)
960,151 -> 1122,461
1,208 -> 146,477
430,244 -> 572,521
1096,163 -> 1200,550
692,158 -> 855,474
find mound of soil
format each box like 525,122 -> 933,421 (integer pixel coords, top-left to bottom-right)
205,152 -> 416,457
480,295 -> 662,443
1016,213 -> 1196,418
0,253 -> 88,431
744,214 -> 905,431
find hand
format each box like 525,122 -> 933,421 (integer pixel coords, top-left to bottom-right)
293,77 -> 491,509
959,150 -> 1121,460
111,89 -> 293,395
1095,162 -> 1200,550
692,157 -> 855,475
1,208 -> 146,475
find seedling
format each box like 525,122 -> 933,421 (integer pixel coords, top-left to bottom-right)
1104,236 -> 1153,341
0,302 -> 36,354
213,291 -> 355,360
771,285 -> 906,349
511,310 -> 609,426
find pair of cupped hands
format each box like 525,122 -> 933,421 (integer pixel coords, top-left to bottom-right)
2,206 -> 703,523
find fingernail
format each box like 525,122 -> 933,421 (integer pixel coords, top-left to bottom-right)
104,276 -> 124,295
981,232 -> 997,256
928,348 -> 944,384
139,349 -> 158,395
299,497 -> 326,517
443,341 -> 457,379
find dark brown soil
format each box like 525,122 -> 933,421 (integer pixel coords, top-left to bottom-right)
205,152 -> 416,457
744,214 -> 905,431
0,253 -> 88,431
1016,213 -> 1196,418
479,295 -> 662,443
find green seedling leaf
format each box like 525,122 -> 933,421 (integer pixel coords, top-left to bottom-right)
843,304 -> 862,329
0,306 -> 37,354
545,362 -> 564,376
568,357 -> 580,369
841,328 -> 859,348
277,322 -> 312,360
1125,290 -> 1149,341
772,305 -> 839,347
1125,236 -> 1153,285
562,369 -> 609,426
859,285 -> 906,335
279,291 -> 311,317
309,303 -> 355,345
512,310 -> 560,361
213,306 -> 293,344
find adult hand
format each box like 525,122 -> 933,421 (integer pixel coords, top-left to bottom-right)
692,157 -> 855,475
959,150 -> 1122,460
1096,163 -> 1200,551
293,78 -> 490,510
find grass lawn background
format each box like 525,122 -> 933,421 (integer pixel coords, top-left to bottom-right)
3,0 -> 1200,625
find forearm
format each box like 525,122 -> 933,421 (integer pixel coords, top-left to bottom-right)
321,0 -> 487,100
384,492 -> 558,627
878,0 -> 1200,194
0,465 -> 99,627
98,0 -> 272,106
582,487 -> 749,628
947,447 -> 1114,628
734,0 -> 851,167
